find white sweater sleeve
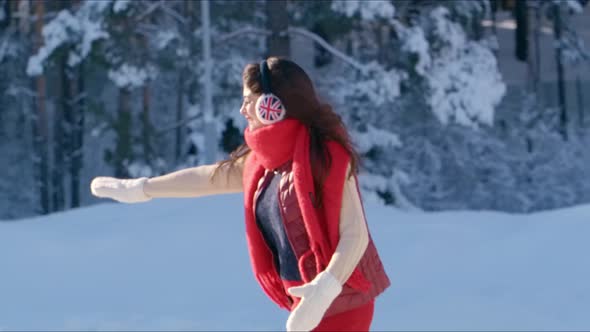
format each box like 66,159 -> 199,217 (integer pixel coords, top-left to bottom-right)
143,159 -> 244,198
324,166 -> 369,285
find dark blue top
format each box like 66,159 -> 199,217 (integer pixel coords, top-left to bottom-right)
255,172 -> 302,281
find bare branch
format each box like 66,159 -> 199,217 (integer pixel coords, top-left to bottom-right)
68,91 -> 88,107
215,26 -> 271,44
155,113 -> 202,137
287,26 -> 366,72
159,2 -> 188,25
135,0 -> 163,22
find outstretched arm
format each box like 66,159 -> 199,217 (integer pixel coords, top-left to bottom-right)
144,161 -> 244,198
91,158 -> 245,203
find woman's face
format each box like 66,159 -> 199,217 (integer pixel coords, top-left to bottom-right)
241,86 -> 265,131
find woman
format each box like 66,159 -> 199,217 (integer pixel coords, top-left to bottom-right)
91,57 -> 390,331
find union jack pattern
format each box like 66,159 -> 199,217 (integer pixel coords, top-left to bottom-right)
257,94 -> 285,123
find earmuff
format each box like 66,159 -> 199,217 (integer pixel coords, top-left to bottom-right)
255,60 -> 286,125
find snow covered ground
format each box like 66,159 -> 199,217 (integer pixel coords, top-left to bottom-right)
1,193 -> 590,331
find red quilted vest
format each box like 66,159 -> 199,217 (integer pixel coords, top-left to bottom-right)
242,119 -> 390,314
254,163 -> 391,316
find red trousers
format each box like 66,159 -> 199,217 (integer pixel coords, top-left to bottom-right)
313,300 -> 375,332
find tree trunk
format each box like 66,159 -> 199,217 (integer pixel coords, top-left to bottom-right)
534,2 -> 542,96
114,88 -> 132,178
552,3 -> 568,140
0,0 -> 10,29
137,32 -> 153,167
472,2 -> 484,41
32,0 -> 49,214
174,0 -> 191,163
514,0 -> 528,62
175,68 -> 185,163
142,83 -> 153,164
70,62 -> 84,208
52,0 -> 73,211
18,0 -> 30,35
201,0 -> 216,164
265,0 -> 290,57
53,46 -> 69,212
377,24 -> 389,65
576,75 -> 584,128
183,0 -> 199,163
491,0 -> 498,57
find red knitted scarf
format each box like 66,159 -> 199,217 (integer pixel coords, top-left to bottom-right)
242,119 -> 370,308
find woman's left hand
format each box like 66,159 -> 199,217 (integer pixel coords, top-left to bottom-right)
286,271 -> 342,331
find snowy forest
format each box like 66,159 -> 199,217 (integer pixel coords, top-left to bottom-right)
1,0 -> 589,220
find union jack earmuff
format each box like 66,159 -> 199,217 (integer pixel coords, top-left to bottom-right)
255,60 -> 286,125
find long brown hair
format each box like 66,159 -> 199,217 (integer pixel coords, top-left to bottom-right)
215,57 -> 360,207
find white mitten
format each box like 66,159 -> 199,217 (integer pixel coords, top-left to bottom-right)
90,177 -> 152,203
286,271 -> 342,332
